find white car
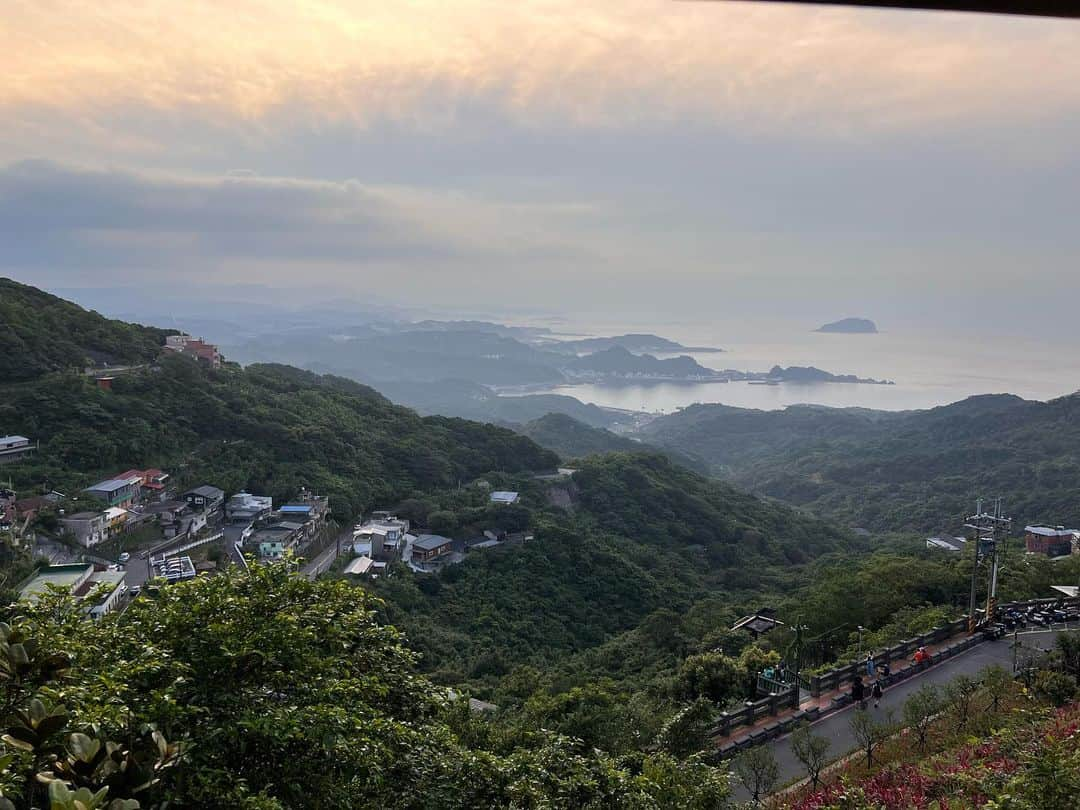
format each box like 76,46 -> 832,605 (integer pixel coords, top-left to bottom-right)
118,552 -> 131,564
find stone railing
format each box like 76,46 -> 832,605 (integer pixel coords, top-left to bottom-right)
709,595 -> 1080,756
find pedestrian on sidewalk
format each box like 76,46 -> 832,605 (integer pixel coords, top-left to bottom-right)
881,661 -> 891,679
865,653 -> 876,679
852,676 -> 866,709
872,679 -> 883,708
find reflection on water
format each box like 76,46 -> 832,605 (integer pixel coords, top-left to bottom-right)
537,380 -> 975,413
520,320 -> 1080,413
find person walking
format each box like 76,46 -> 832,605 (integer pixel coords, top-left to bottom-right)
865,653 -> 876,679
872,679 -> 884,708
852,676 -> 866,709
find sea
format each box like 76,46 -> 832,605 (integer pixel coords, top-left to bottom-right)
518,317 -> 1080,414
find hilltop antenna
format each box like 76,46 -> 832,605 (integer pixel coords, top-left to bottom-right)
964,497 -> 1011,632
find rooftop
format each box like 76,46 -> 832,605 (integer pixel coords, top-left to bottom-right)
490,491 -> 520,504
63,511 -> 102,521
1025,525 -> 1079,537
413,534 -> 453,552
0,435 -> 30,445
19,564 -> 94,602
85,478 -> 136,493
344,556 -> 375,575
186,485 -> 224,499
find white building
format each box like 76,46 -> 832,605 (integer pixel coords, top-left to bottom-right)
0,435 -> 35,465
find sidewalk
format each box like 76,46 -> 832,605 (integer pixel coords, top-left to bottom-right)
712,631 -> 984,756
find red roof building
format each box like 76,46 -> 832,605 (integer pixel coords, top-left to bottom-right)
113,468 -> 170,493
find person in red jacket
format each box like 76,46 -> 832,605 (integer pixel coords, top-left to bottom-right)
913,647 -> 930,665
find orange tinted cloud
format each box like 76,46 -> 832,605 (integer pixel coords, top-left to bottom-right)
4,0 -> 1080,138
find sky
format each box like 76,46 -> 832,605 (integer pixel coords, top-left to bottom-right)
3,1 -> 1080,330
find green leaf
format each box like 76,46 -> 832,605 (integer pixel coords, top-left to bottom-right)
68,733 -> 101,763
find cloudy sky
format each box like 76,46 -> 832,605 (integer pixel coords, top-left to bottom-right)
3,1 -> 1080,327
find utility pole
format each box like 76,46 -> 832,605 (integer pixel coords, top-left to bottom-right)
788,618 -> 808,709
965,498 -> 1011,632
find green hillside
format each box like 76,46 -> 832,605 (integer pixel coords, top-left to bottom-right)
642,394 -> 1080,531
374,453 -> 850,692
0,277 -> 174,382
0,358 -> 557,521
517,412 -> 706,473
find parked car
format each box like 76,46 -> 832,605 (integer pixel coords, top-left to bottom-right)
118,551 -> 130,564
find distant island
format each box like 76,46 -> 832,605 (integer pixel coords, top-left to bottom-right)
815,318 -> 878,334
760,365 -> 893,385
544,333 -> 723,354
563,346 -> 723,380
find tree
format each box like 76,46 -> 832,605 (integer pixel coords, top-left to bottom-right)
736,644 -> 780,698
732,744 -> 779,805
3,565 -> 739,809
849,708 -> 895,767
902,683 -> 942,751
945,674 -> 980,729
982,664 -> 1013,714
676,651 -> 741,703
1054,633 -> 1080,687
654,699 -> 715,758
523,682 -> 639,753
1034,670 -> 1076,707
790,722 -> 830,788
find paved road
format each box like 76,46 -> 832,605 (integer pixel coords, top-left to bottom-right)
733,628 -> 1075,801
301,529 -> 352,579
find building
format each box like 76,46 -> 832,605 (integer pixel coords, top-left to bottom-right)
114,468 -> 170,498
354,515 -> 410,561
412,534 -> 454,563
183,485 -> 225,514
165,334 -> 222,367
12,493 -> 61,522
1024,525 -> 1078,557
18,564 -> 127,619
0,435 -> 36,465
59,511 -> 107,547
142,500 -> 189,537
84,475 -> 141,508
0,487 -> 15,527
278,492 -> 330,526
249,523 -> 303,559
344,556 -> 387,577
926,535 -> 967,553
226,492 -> 273,524
490,491 -> 520,505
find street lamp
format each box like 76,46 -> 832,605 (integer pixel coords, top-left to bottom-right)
857,625 -> 866,657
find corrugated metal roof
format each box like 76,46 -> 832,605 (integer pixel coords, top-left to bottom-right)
413,534 -> 453,551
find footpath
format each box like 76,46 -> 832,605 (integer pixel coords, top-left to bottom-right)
713,631 -> 975,756
726,627 -> 1072,802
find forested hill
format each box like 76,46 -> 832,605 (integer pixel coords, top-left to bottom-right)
374,452 -> 851,692
0,277 -> 174,382
516,412 -> 709,473
0,357 -> 557,520
642,393 -> 1080,531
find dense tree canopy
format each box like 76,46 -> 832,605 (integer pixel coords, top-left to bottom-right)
0,278 -> 173,383
0,358 -> 557,521
643,394 -> 1080,531
0,565 -> 733,809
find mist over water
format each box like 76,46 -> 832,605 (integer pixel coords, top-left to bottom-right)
527,317 -> 1080,413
